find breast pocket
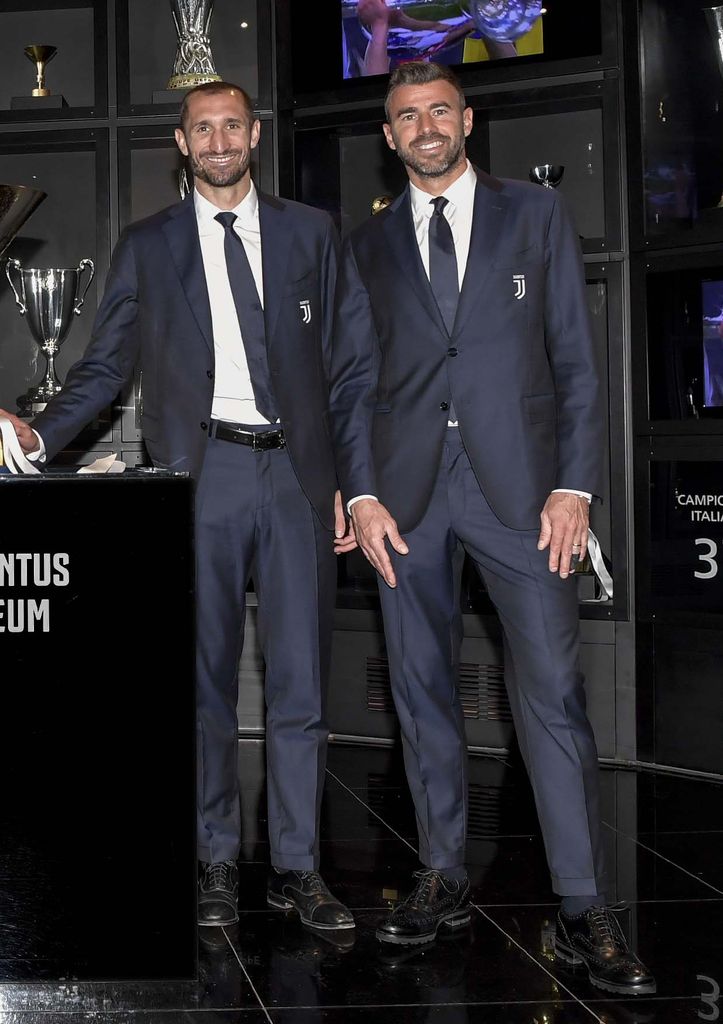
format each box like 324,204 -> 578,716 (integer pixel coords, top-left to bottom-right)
492,244 -> 541,271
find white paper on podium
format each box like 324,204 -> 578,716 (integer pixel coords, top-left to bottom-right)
0,418 -> 126,475
77,454 -> 126,474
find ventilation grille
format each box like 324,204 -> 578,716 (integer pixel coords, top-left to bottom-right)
366,657 -> 397,714
468,783 -> 504,838
365,657 -> 512,722
365,776 -> 533,840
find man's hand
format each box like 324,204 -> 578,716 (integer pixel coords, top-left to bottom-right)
350,498 -> 408,588
357,0 -> 391,28
537,492 -> 589,579
333,490 -> 358,555
0,408 -> 39,454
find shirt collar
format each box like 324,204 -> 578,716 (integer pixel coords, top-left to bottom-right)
409,159 -> 476,219
194,182 -> 259,235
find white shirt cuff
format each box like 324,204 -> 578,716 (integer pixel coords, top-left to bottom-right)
347,494 -> 378,514
552,488 -> 591,502
26,430 -> 46,463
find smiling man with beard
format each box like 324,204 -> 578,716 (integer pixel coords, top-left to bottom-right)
328,62 -> 655,994
1,82 -> 356,933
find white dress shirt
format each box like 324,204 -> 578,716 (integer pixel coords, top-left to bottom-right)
195,186 -> 273,426
348,161 -> 590,510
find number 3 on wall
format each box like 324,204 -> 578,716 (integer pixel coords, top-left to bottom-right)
694,539 -> 719,579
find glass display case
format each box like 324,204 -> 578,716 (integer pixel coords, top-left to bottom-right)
0,128 -> 109,439
115,0 -> 271,116
636,0 -> 723,248
0,0 -> 106,121
632,248 -> 723,430
295,79 -> 621,254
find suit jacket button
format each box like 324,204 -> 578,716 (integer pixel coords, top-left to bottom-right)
447,347 -> 458,357
207,370 -> 213,379
440,402 -> 449,411
200,422 -> 208,431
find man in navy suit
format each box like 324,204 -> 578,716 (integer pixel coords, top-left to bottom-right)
2,82 -> 355,932
329,62 -> 654,993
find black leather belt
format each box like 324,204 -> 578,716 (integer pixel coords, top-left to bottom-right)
208,420 -> 286,451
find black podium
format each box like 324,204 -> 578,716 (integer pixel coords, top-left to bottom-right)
0,470 -> 196,981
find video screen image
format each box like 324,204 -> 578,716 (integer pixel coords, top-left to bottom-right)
342,1 -> 544,78
702,279 -> 723,408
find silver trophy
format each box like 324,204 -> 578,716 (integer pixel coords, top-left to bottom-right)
167,0 -> 221,90
465,0 -> 542,41
529,164 -> 565,188
6,258 -> 94,415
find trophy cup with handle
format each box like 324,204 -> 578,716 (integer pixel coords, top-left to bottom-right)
166,0 -> 221,90
0,183 -> 46,462
529,164 -> 565,189
6,258 -> 95,416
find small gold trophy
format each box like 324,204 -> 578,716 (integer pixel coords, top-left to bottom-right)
371,195 -> 393,215
24,45 -> 57,97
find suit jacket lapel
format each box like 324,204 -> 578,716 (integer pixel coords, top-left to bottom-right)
382,188 -> 448,337
258,191 -> 292,344
162,195 -> 214,354
453,168 -> 509,337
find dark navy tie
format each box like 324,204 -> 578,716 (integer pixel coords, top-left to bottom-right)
428,196 -> 458,421
428,196 -> 459,335
215,211 -> 277,423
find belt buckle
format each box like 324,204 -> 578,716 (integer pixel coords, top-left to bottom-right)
251,429 -> 284,453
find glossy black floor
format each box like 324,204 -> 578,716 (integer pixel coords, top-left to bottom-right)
0,740 -> 720,1022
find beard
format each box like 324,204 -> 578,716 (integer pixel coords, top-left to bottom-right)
394,131 -> 466,179
189,149 -> 250,188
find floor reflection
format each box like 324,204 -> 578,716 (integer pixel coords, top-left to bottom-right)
0,742 -> 719,1023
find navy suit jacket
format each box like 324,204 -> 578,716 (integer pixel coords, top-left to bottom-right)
329,168 -> 604,533
32,191 -> 340,530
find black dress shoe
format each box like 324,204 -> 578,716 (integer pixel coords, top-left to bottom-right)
267,870 -> 355,930
376,870 -> 471,946
198,860 -> 239,927
554,905 -> 656,995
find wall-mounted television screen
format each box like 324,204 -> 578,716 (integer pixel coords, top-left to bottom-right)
342,0 -> 544,79
292,0 -> 604,100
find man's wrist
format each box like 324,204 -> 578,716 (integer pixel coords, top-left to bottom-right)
25,429 -> 45,462
347,494 -> 378,515
552,488 -> 591,503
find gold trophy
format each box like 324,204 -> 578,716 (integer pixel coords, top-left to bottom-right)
24,45 -> 57,97
371,195 -> 393,215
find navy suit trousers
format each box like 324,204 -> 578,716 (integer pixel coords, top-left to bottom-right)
194,434 -> 335,868
378,429 -> 607,896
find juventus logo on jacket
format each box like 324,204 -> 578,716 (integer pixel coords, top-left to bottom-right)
299,299 -> 312,324
513,274 -> 526,300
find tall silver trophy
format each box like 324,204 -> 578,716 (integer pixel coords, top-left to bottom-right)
465,0 -> 542,40
167,0 -> 221,90
6,258 -> 94,415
